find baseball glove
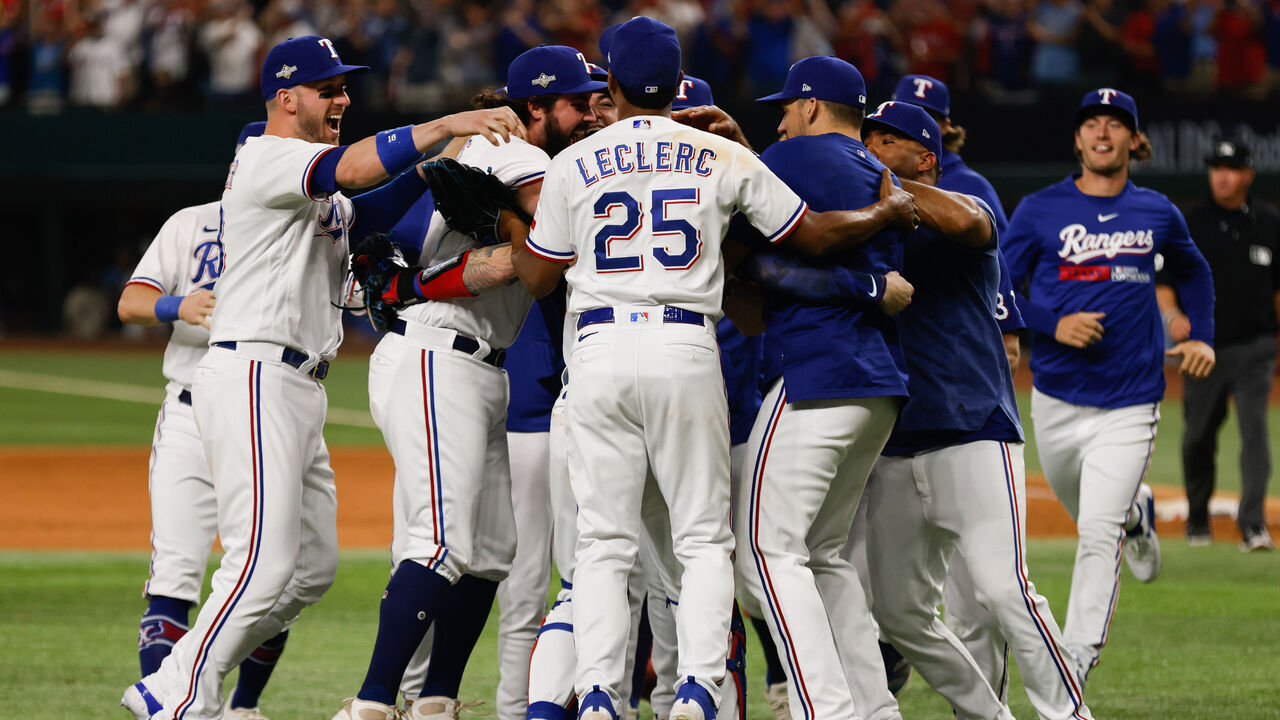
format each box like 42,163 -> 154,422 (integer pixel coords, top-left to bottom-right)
350,232 -> 409,332
420,158 -> 532,246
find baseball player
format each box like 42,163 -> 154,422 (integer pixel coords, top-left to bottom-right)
119,122 -> 295,720
512,20 -> 916,720
1001,88 -> 1215,685
121,35 -> 522,720
889,72 -> 1031,702
334,45 -> 605,720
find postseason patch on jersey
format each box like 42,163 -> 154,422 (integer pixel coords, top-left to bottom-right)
1058,264 -> 1151,283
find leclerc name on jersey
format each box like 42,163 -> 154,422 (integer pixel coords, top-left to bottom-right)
576,139 -> 716,187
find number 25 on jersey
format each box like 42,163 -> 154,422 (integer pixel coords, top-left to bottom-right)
595,188 -> 702,272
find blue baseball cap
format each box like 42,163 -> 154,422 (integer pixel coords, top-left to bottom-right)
585,61 -> 608,82
260,35 -> 368,100
506,45 -> 608,99
236,121 -> 267,149
1074,87 -> 1139,130
862,101 -> 942,157
757,56 -> 867,108
892,74 -> 949,119
608,17 -> 682,100
672,75 -> 714,110
599,24 -> 620,66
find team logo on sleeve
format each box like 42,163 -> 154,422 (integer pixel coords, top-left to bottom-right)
1057,223 -> 1154,264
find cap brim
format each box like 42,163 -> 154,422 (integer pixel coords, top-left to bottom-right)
755,90 -> 794,104
1074,106 -> 1136,130
300,63 -> 370,86
556,79 -> 609,95
1207,158 -> 1250,168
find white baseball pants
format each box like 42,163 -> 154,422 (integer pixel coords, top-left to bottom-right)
144,384 -> 218,605
568,318 -> 735,716
736,379 -> 901,720
145,344 -> 339,720
1030,390 -> 1158,675
866,442 -> 1091,720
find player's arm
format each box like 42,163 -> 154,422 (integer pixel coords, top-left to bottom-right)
1160,208 -> 1216,378
1155,283 -> 1191,342
900,179 -> 992,248
512,164 -> 572,298
783,170 -> 918,256
672,105 -> 753,150
118,283 -> 217,330
331,108 -> 526,190
739,252 -> 914,315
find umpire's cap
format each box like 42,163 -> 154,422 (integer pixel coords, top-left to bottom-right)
892,74 -> 949,120
862,101 -> 942,158
506,46 -> 608,99
1207,139 -> 1252,168
260,36 -> 367,100
757,56 -> 866,109
1074,88 -> 1139,131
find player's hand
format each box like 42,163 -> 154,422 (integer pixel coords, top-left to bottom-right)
1004,332 -> 1022,373
878,271 -> 914,316
179,290 -> 216,329
879,169 -> 918,231
1054,311 -> 1105,348
1167,340 -> 1215,380
672,105 -> 752,149
1167,313 -> 1191,343
444,108 -> 526,146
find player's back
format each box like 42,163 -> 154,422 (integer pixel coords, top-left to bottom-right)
549,115 -> 793,318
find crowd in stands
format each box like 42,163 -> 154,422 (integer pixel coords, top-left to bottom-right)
1,0 -> 1278,114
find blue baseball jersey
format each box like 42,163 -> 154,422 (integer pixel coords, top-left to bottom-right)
756,133 -> 909,402
717,318 -> 764,446
995,252 -> 1026,333
505,282 -> 568,433
882,200 -> 1024,455
1002,177 -> 1214,408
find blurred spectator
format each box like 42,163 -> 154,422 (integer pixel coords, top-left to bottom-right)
831,0 -> 899,99
543,0 -> 603,55
1028,0 -> 1082,86
441,0 -> 494,102
746,0 -> 797,96
259,0 -> 319,49
687,0 -> 747,99
1121,0 -> 1163,85
0,4 -> 17,106
198,0 -> 262,108
1265,0 -> 1280,93
68,13 -> 132,108
976,0 -> 1034,94
145,0 -> 198,110
1154,0 -> 1193,89
101,0 -> 145,82
1078,0 -> 1126,87
1188,0 -> 1217,91
27,10 -> 68,113
1213,0 -> 1266,95
892,0 -> 962,83
355,0 -> 410,108
492,0 -> 544,83
650,0 -> 705,49
392,0 -> 442,110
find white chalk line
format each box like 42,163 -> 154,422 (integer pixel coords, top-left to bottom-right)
0,369 -> 376,429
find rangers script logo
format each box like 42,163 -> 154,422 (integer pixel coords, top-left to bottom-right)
1057,223 -> 1154,264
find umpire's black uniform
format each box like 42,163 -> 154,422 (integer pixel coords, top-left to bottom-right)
1176,146 -> 1280,544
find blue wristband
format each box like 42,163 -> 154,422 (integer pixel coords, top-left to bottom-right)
155,295 -> 183,323
375,125 -> 422,176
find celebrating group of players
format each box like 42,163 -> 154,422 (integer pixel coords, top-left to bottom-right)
117,13 -> 1217,720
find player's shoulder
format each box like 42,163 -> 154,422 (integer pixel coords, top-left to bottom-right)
460,134 -> 551,167
761,133 -> 883,178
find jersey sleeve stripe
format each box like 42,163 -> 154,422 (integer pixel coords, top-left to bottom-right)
526,236 -> 575,263
766,201 -> 808,243
303,147 -> 338,200
510,171 -> 546,188
127,277 -> 167,293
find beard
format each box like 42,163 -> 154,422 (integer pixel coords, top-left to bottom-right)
298,109 -> 337,145
544,114 -> 584,157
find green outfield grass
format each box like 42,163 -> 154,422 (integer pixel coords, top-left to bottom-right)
3,542 -> 1277,719
2,348 -> 1278,497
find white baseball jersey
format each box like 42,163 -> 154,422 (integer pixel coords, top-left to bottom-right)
525,116 -> 807,317
211,134 -> 353,360
127,201 -> 223,389
399,135 -> 548,349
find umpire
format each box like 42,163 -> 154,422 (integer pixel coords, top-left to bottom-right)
1158,139 -> 1279,551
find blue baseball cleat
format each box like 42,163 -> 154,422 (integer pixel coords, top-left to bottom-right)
671,677 -> 715,720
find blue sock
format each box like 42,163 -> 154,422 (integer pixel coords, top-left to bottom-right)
139,596 -> 192,676
358,560 -> 451,705
418,575 -> 499,698
749,616 -> 786,687
229,629 -> 289,709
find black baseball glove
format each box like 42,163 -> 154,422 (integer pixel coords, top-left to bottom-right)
420,157 -> 532,246
350,232 -> 411,332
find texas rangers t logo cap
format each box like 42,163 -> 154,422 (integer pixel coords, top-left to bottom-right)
1073,87 -> 1139,131
260,35 -> 369,100
862,101 -> 942,157
756,56 -> 867,109
671,75 -> 714,111
505,45 -> 608,99
892,74 -> 950,120
608,16 -> 683,99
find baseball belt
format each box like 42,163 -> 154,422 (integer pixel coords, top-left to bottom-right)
577,306 -> 705,330
211,341 -> 330,380
389,319 -> 505,368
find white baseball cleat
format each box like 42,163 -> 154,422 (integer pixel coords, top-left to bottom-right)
224,707 -> 271,720
1123,483 -> 1161,583
121,681 -> 163,720
407,696 -> 489,720
764,682 -> 790,720
1240,528 -> 1275,553
331,697 -> 404,720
